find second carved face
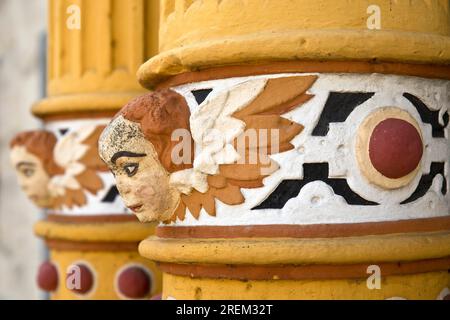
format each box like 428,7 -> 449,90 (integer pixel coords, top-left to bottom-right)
10,126 -> 108,210
10,133 -> 56,207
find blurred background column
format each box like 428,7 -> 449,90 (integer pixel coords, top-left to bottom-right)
2,0 -> 162,299
0,0 -> 46,300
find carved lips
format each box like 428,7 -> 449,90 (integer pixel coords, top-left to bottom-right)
128,204 -> 143,213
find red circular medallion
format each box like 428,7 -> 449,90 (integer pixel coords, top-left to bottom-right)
117,266 -> 151,299
67,263 -> 94,295
37,261 -> 58,292
369,118 -> 423,179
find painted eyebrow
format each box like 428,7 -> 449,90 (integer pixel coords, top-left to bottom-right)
111,151 -> 147,164
17,162 -> 36,169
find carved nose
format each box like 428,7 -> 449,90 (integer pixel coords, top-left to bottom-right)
118,184 -> 132,195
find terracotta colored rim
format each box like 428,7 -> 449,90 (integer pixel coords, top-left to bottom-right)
157,216 -> 450,239
47,214 -> 138,224
156,61 -> 450,90
159,257 -> 450,281
46,239 -> 139,252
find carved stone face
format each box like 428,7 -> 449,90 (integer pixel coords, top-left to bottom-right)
10,146 -> 53,208
99,116 -> 180,222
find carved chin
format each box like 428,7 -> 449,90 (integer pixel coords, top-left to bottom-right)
134,210 -> 156,223
31,196 -> 54,209
134,203 -> 177,223
134,210 -> 167,223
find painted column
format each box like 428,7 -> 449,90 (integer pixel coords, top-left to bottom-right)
10,0 -> 161,299
100,0 -> 449,299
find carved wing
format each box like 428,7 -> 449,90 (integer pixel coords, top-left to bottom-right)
49,125 -> 108,209
169,75 -> 318,221
170,79 -> 268,194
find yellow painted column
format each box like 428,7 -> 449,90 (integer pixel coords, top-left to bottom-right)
134,0 -> 450,300
11,0 -> 161,300
35,0 -> 160,118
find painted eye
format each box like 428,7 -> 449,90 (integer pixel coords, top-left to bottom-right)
356,107 -> 423,189
123,164 -> 139,177
22,168 -> 35,177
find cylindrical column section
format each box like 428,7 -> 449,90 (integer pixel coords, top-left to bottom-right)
101,0 -> 450,300
10,0 -> 161,299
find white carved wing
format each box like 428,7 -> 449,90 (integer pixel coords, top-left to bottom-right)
48,125 -> 97,196
169,78 -> 268,195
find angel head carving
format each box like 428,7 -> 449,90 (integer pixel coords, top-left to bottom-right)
10,131 -> 62,207
99,76 -> 317,223
10,126 -> 108,210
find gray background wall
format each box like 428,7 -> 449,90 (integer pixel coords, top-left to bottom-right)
0,0 -> 47,300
